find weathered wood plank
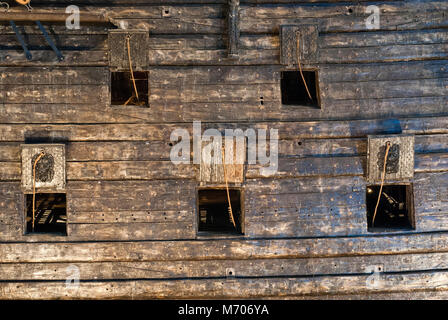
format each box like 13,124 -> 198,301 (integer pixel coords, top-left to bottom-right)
0,104 -> 151,124
0,221 -> 195,242
127,97 -> 448,122
246,217 -> 367,237
150,84 -> 279,103
145,43 -> 448,65
0,50 -> 107,66
5,231 -> 448,260
3,270 -> 448,299
67,180 -> 196,196
241,9 -> 447,34
68,194 -> 194,212
70,210 -> 190,224
150,61 -> 448,86
326,79 -> 448,100
0,152 -> 446,181
0,34 -> 107,51
109,1 -> 448,34
0,85 -> 109,104
67,222 -> 195,240
0,117 -> 448,141
0,67 -> 109,85
321,29 -> 448,48
67,161 -> 197,180
3,251 -> 448,281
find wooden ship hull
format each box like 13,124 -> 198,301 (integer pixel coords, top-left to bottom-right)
0,0 -> 447,299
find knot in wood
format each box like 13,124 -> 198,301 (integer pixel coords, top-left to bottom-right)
31,153 -> 55,182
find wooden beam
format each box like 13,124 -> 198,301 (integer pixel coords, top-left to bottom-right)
0,10 -> 108,23
227,0 -> 239,57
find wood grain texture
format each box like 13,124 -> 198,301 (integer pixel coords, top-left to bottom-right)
0,0 -> 447,299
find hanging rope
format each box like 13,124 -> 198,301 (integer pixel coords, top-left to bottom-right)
222,145 -> 236,229
296,35 -> 313,102
32,151 -> 45,231
372,141 -> 391,226
126,34 -> 139,103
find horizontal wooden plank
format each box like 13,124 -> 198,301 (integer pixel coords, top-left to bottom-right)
67,222 -> 195,240
0,152 -> 446,181
0,50 -> 107,67
150,76 -> 447,105
327,78 -> 448,100
145,43 -> 448,65
150,84 -> 280,103
291,291 -> 448,300
70,210 -> 190,223
2,251 -> 448,281
245,176 -> 365,196
0,116 -> 447,141
3,269 -> 448,299
141,98 -> 448,122
150,61 -> 448,86
245,171 -> 448,197
322,43 -> 448,64
0,141 -> 172,161
241,8 -> 447,34
0,104 -> 153,124
0,92 -> 446,125
147,48 -> 278,65
246,217 -> 367,237
66,161 -> 197,180
1,32 -> 446,68
0,67 -> 109,85
0,85 -> 109,104
0,34 -> 107,51
247,153 -> 448,178
5,230 -> 448,260
108,2 -> 447,34
321,29 -> 448,48
2,98 -> 446,124
247,190 -> 364,209
0,221 -> 195,242
67,179 -> 196,196
68,193 -> 195,212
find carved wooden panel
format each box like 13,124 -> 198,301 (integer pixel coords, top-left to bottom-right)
367,135 -> 415,182
108,30 -> 149,71
21,144 -> 66,193
200,138 -> 245,184
280,25 -> 319,66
